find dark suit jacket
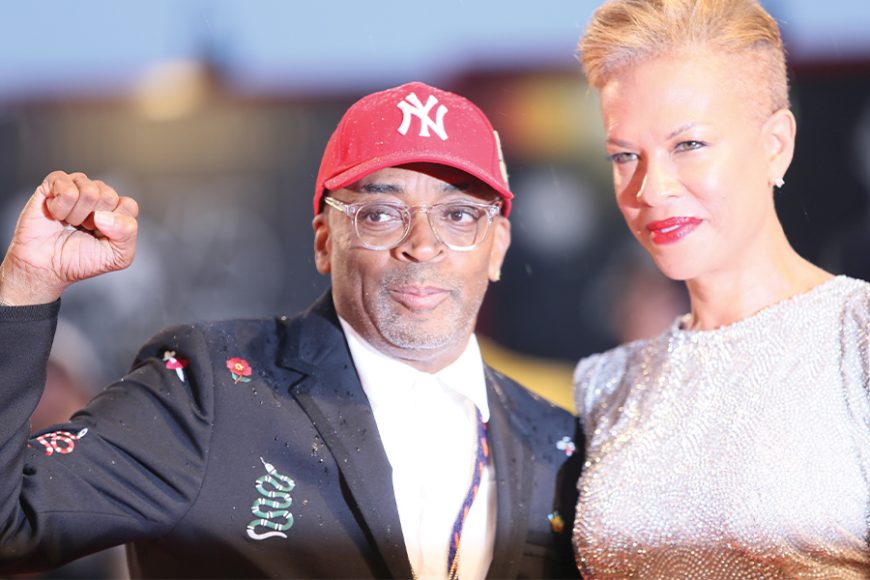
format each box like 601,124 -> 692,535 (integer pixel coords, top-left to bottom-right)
0,293 -> 583,578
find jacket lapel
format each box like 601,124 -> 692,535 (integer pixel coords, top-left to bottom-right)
277,293 -> 413,579
485,368 -> 534,580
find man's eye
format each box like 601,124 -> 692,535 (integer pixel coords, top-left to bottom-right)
608,152 -> 638,164
441,205 -> 481,224
359,206 -> 402,224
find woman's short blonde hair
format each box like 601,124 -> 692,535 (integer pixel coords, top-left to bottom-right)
578,0 -> 789,115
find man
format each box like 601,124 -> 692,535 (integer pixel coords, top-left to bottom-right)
0,82 -> 582,578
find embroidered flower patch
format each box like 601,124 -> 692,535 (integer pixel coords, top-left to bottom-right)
227,357 -> 253,384
163,350 -> 189,382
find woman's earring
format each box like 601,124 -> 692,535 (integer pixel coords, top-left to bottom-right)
775,177 -> 785,188
491,270 -> 501,282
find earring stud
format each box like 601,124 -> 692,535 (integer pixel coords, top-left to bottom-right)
775,177 -> 785,188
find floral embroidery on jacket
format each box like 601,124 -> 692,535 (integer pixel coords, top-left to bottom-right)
227,357 -> 253,384
163,350 -> 189,382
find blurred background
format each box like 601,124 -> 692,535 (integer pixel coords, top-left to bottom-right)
2,1 -> 869,577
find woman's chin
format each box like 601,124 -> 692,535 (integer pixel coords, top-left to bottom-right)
648,256 -> 697,283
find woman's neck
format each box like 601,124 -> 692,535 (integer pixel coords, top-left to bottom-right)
684,236 -> 832,331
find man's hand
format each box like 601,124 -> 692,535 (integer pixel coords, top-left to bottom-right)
0,171 -> 139,306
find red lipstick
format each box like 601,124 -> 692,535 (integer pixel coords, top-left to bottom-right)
646,217 -> 702,244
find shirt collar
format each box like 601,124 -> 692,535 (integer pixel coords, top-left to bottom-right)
338,316 -> 490,421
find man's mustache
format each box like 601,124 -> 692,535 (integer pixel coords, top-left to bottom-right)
380,266 -> 461,296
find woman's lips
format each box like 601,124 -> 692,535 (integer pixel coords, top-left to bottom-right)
646,216 -> 702,245
388,285 -> 449,311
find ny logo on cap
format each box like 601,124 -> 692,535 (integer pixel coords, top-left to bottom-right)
397,92 -> 448,140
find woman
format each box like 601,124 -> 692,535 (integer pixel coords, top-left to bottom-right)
572,0 -> 870,577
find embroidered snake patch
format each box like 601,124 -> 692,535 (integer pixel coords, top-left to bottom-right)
246,457 -> 295,540
34,428 -> 88,456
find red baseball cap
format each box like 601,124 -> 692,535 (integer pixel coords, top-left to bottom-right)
313,81 -> 514,216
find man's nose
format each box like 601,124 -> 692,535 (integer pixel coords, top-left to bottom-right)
394,210 -> 443,263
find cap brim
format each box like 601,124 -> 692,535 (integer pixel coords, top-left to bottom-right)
323,150 -> 514,215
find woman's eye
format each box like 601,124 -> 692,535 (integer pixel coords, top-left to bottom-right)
608,152 -> 638,164
675,140 -> 706,152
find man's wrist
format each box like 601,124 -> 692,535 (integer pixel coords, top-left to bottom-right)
0,260 -> 64,306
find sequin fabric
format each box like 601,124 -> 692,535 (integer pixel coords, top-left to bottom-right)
573,276 -> 870,579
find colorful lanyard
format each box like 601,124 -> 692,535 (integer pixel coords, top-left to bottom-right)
446,408 -> 489,580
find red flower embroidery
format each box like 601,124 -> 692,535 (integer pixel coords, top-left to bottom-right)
163,350 -> 189,382
227,357 -> 253,384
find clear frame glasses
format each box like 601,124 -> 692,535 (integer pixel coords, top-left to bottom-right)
324,197 -> 502,251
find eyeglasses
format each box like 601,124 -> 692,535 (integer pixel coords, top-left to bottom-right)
324,197 -> 502,251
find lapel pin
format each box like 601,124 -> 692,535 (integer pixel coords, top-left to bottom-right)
548,511 -> 565,534
556,436 -> 576,456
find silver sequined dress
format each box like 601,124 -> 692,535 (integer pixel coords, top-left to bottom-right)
573,276 -> 870,579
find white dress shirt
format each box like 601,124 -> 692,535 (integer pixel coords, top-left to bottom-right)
339,318 -> 496,580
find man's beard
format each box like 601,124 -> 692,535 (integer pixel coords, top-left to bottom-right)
371,266 -> 485,351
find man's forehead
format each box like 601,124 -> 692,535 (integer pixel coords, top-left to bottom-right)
345,164 -> 488,195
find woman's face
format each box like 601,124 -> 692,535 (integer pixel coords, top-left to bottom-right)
599,52 -> 790,282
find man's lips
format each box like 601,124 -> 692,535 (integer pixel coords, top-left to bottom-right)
388,285 -> 450,311
646,216 -> 702,244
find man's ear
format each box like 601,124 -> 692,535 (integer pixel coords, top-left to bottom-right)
488,217 -> 511,282
763,107 -> 796,187
313,213 -> 331,275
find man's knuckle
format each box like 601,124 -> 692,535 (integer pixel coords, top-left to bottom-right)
79,184 -> 100,202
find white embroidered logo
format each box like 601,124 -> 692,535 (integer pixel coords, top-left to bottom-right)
397,92 -> 449,140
